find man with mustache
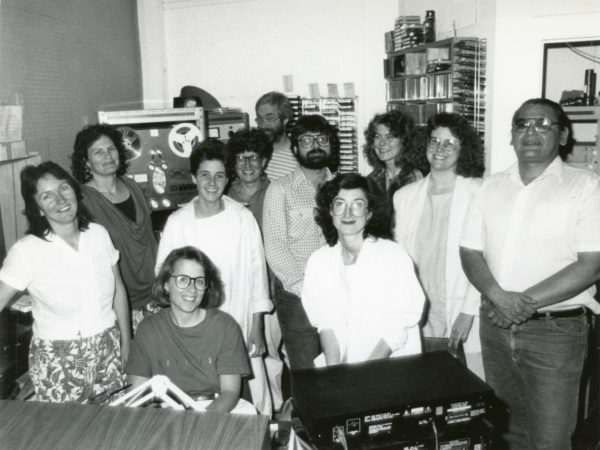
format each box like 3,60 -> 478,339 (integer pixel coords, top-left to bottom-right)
263,114 -> 339,370
255,91 -> 297,180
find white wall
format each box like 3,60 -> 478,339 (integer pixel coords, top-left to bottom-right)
140,0 -> 400,173
490,0 -> 600,171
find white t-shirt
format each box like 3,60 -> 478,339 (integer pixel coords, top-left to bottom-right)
0,223 -> 119,340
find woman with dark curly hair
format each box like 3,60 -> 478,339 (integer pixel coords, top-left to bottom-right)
126,246 -> 255,414
225,128 -> 273,229
72,124 -> 158,329
301,173 -> 424,366
393,112 -> 485,378
363,110 -> 424,204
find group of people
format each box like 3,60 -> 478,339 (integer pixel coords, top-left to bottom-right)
0,92 -> 597,449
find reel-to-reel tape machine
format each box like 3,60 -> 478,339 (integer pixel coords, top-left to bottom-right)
97,108 -> 206,217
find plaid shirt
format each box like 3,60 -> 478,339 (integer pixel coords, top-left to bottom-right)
263,167 -> 331,296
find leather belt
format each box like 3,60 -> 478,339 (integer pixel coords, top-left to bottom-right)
530,307 -> 587,320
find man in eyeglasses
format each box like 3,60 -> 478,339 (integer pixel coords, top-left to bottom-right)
460,98 -> 600,450
255,91 -> 298,180
263,114 -> 340,371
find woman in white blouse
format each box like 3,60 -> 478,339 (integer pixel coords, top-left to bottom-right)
393,112 -> 485,378
302,173 -> 425,366
0,162 -> 130,402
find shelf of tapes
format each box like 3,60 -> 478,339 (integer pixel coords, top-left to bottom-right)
298,97 -> 359,174
385,38 -> 486,135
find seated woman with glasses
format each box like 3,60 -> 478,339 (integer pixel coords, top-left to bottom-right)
363,111 -> 427,207
301,173 -> 425,366
393,112 -> 485,378
225,128 -> 273,229
126,246 -> 255,413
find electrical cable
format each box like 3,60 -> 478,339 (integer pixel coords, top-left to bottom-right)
566,43 -> 600,64
430,418 -> 439,450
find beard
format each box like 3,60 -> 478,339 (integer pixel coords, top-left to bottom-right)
261,122 -> 285,143
296,148 -> 330,170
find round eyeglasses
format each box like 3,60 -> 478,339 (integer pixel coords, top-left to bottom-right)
512,118 -> 559,134
428,137 -> 460,154
299,134 -> 330,149
331,199 -> 368,217
255,115 -> 280,126
171,274 -> 207,291
235,154 -> 261,166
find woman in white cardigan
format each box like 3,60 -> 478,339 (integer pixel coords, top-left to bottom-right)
302,173 -> 425,366
393,113 -> 485,379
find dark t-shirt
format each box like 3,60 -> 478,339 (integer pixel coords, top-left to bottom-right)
126,308 -> 251,395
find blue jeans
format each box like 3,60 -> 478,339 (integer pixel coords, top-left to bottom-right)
273,278 -> 320,371
480,306 -> 588,450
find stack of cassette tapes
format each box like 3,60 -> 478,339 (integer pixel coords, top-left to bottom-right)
394,16 -> 423,50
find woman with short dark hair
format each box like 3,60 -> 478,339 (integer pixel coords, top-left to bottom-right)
126,246 -> 254,413
393,112 -> 485,378
302,173 -> 424,366
0,161 -> 129,402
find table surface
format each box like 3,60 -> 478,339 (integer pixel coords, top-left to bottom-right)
0,400 -> 270,450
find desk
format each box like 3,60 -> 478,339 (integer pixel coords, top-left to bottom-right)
0,400 -> 270,450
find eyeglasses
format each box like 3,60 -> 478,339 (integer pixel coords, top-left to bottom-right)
171,274 -> 207,291
428,137 -> 460,154
299,134 -> 330,149
235,154 -> 261,166
331,199 -> 368,217
255,115 -> 280,126
512,118 -> 560,133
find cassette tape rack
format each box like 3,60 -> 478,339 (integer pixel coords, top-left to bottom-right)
384,37 -> 486,138
287,96 -> 359,174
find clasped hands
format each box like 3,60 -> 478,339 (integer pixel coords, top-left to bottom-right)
482,288 -> 537,328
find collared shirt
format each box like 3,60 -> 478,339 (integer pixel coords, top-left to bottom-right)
0,223 -> 118,340
265,148 -> 298,181
226,175 -> 270,230
461,156 -> 600,313
263,166 -> 331,296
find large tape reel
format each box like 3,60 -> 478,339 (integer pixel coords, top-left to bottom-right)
168,123 -> 203,158
118,127 -> 143,161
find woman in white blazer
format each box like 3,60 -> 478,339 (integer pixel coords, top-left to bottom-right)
393,113 -> 485,378
302,173 -> 425,366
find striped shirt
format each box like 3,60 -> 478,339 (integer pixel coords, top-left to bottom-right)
265,147 -> 298,181
263,167 -> 331,296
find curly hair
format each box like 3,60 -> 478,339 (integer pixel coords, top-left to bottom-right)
21,161 -> 92,239
153,246 -> 224,309
512,98 -> 574,161
72,124 -> 128,183
315,173 -> 392,246
225,128 -> 273,179
363,110 -> 415,172
289,114 -> 340,172
426,113 -> 485,178
190,139 -> 227,175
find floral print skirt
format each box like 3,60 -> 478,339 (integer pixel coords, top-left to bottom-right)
28,324 -> 124,403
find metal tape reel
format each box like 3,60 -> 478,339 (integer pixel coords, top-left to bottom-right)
118,127 -> 143,161
168,123 -> 203,158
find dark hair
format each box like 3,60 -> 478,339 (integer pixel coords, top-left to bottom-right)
190,139 -> 227,175
512,98 -> 574,160
255,91 -> 294,122
289,114 -> 340,172
425,113 -> 485,177
72,124 -> 128,183
363,110 -> 415,171
315,173 -> 392,246
395,126 -> 431,183
153,246 -> 224,309
21,161 -> 92,239
225,128 -> 273,178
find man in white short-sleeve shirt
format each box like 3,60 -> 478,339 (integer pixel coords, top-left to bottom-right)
460,98 -> 600,450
